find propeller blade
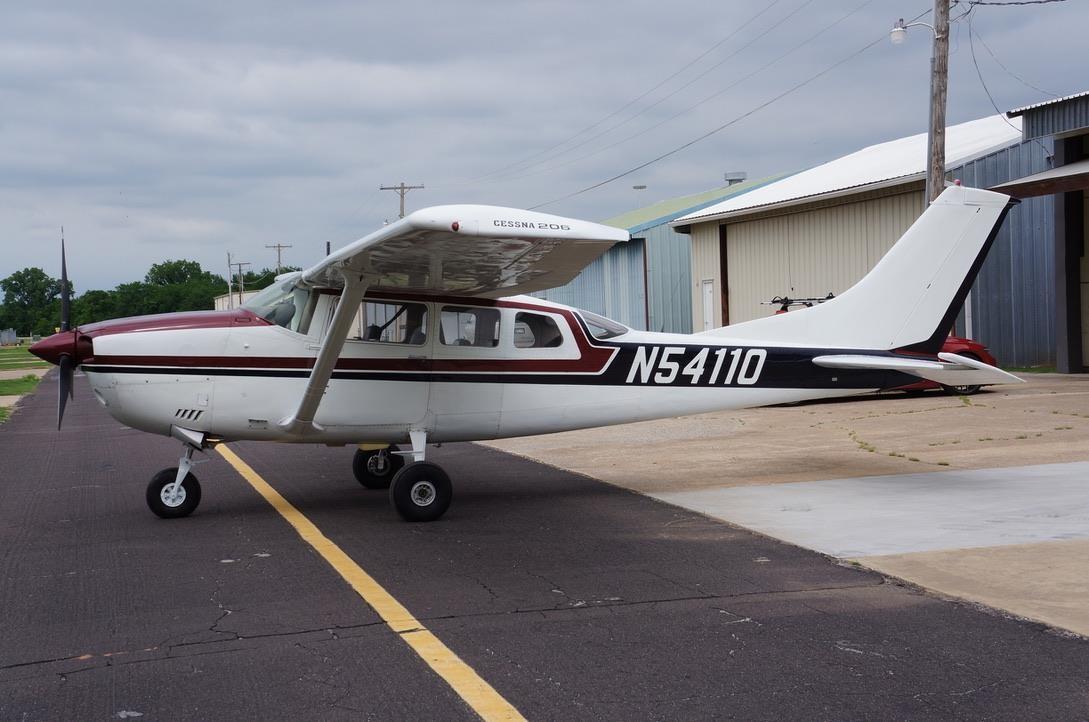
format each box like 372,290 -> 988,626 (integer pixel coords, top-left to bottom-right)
58,354 -> 73,430
60,233 -> 70,332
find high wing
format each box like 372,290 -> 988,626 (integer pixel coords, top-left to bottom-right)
301,204 -> 629,298
280,205 -> 629,434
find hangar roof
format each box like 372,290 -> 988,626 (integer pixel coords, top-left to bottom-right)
602,174 -> 791,234
673,114 -> 1022,227
1008,90 -> 1089,117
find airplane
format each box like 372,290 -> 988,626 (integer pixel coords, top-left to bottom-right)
30,185 -> 1023,522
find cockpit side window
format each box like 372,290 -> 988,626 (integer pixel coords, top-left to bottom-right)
514,312 -> 564,348
243,278 -> 316,334
354,301 -> 428,344
440,306 -> 500,347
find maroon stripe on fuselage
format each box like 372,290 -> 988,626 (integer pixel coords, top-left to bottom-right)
84,292 -> 617,374
86,352 -> 615,374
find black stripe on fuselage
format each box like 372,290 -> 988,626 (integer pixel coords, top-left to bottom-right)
83,344 -> 918,390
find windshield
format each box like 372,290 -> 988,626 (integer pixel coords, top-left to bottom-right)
578,309 -> 628,340
242,275 -> 314,333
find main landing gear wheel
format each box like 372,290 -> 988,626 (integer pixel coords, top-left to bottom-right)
146,468 -> 202,519
389,462 -> 452,522
353,446 -> 405,489
941,352 -> 982,396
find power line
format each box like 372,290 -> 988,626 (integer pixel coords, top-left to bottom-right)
529,10 -> 913,210
478,0 -> 820,184
971,21 -> 1059,97
501,0 -> 873,186
467,1 -> 788,183
966,11 -> 1052,158
967,0 -> 1067,5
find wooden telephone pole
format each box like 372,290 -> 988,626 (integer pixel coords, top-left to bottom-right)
380,182 -> 425,219
265,243 -> 293,273
926,0 -> 950,204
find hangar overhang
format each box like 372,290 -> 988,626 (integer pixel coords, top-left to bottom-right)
990,157 -> 1089,199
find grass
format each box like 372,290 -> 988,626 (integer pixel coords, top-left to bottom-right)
0,345 -> 49,370
0,407 -> 8,424
0,374 -> 41,395
1002,365 -> 1057,374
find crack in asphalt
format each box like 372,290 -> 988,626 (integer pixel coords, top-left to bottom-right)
1,579 -> 884,680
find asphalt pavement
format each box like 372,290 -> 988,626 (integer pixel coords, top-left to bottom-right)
2,372 -> 1089,720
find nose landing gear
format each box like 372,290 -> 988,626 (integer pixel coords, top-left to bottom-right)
147,442 -> 205,519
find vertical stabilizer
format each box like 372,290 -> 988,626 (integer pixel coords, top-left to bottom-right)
702,186 -> 1016,352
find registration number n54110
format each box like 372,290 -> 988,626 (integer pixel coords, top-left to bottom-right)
624,346 -> 767,386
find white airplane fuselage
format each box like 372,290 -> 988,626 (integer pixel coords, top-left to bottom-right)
72,292 -> 888,446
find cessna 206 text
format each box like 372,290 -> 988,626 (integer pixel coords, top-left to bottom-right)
31,186 -> 1022,521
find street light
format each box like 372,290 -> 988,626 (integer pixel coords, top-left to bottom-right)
890,17 -> 941,45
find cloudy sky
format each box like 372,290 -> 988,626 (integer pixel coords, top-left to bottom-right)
1,0 -> 1085,292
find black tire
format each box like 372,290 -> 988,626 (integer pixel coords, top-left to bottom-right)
941,352 -> 982,396
389,462 -> 452,522
146,467 -> 201,519
353,446 -> 404,489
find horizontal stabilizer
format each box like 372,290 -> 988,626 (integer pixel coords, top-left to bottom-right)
812,352 -> 1023,387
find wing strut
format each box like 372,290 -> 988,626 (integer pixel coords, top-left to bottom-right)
279,271 -> 371,434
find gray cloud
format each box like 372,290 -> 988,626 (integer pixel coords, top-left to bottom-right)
1,0 -> 1084,291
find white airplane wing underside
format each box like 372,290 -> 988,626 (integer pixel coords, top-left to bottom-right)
301,205 -> 629,298
281,205 -> 627,435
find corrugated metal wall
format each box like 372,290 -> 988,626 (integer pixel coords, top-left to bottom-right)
718,190 -> 924,324
532,238 -> 648,330
952,139 -> 1055,367
1019,95 -> 1089,141
642,223 -> 693,333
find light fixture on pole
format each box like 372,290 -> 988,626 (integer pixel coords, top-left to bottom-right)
890,17 -> 939,45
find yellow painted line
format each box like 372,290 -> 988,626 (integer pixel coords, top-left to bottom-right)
216,445 -> 526,722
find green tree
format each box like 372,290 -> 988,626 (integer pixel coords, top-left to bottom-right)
0,267 -> 64,335
145,259 -> 206,286
72,289 -> 117,325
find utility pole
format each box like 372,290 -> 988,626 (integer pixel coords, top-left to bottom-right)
379,182 -> 424,219
226,252 -> 234,309
265,243 -> 292,274
926,0 -> 950,205
891,2 -> 950,205
230,260 -> 251,306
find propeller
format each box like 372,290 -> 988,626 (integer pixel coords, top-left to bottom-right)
57,233 -> 74,429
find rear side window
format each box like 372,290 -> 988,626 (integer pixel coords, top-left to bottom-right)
514,312 -> 564,348
358,301 -> 428,344
440,306 -> 500,347
579,309 -> 628,339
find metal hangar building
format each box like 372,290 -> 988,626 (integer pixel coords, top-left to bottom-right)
672,113 -> 1056,369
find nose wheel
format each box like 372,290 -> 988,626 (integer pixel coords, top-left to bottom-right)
146,443 -> 204,518
146,467 -> 202,518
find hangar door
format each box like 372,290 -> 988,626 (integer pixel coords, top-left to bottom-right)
722,191 -> 924,324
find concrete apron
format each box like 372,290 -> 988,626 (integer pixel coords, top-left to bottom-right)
651,462 -> 1089,636
485,375 -> 1089,638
